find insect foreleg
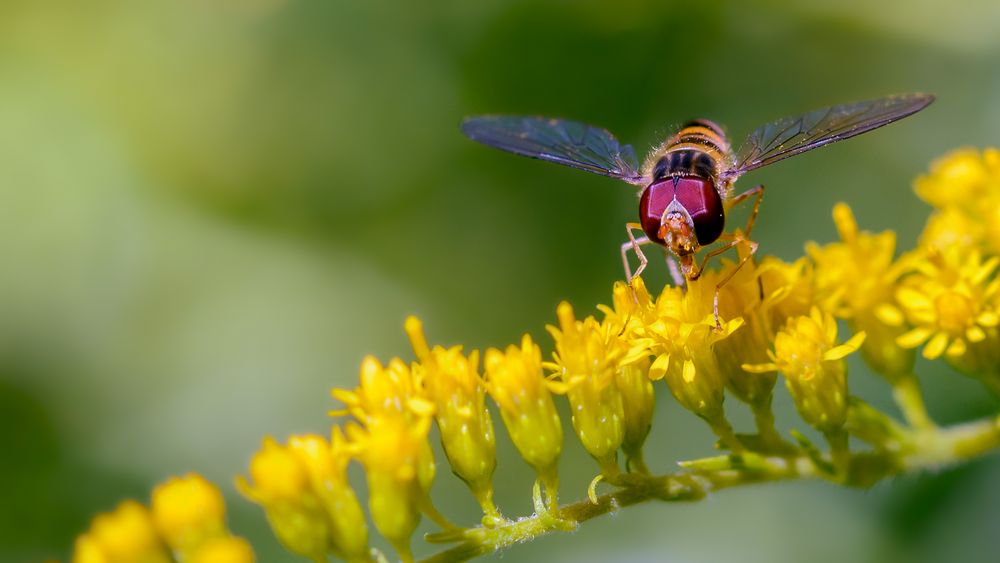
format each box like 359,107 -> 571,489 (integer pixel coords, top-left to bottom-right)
621,223 -> 652,283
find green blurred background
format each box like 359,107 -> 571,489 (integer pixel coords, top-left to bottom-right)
3,1 -> 1000,561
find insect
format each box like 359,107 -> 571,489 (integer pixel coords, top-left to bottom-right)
461,93 -> 934,313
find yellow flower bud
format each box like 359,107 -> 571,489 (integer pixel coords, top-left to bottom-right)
405,316 -> 498,518
288,431 -> 368,560
759,255 -> 815,328
913,147 -> 1000,212
546,302 -> 626,474
921,207 -> 984,252
484,334 -> 563,505
333,355 -> 434,423
335,354 -> 439,560
72,535 -> 109,563
598,281 -> 657,467
348,417 -> 433,562
73,501 -> 171,563
236,437 -> 332,562
189,536 -> 256,563
151,473 -> 226,555
615,356 -> 654,468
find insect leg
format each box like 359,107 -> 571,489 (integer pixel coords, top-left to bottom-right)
727,184 -> 765,237
621,223 -> 652,283
727,184 -> 766,299
665,253 -> 685,288
709,236 -> 760,329
691,232 -> 737,281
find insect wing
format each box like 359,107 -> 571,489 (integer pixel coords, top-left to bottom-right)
724,93 -> 934,180
461,116 -> 643,184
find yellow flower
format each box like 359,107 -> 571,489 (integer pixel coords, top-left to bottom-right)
332,356 -> 434,424
597,280 -> 656,468
697,251 -> 779,409
74,476 -> 251,563
73,501 -> 171,563
545,302 -> 626,475
151,473 -> 226,556
336,356 -> 436,562
290,431 -> 369,560
920,206 -> 985,252
684,249 -> 817,450
237,436 -> 349,562
597,278 -> 657,347
634,279 -> 743,449
807,203 -> 915,380
189,536 -> 256,563
745,308 -> 865,434
348,417 -> 432,562
484,334 -> 563,508
887,246 -> 1000,362
758,255 -> 815,328
913,147 -> 1000,213
614,356 -> 654,470
913,147 -> 1000,257
808,203 -> 904,318
404,316 -> 499,521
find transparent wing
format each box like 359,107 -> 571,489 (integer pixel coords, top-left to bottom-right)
724,93 -> 934,180
461,116 -> 643,184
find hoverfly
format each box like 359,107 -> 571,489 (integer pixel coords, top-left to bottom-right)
461,94 -> 934,304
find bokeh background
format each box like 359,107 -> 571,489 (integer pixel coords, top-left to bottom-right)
3,1 -> 1000,561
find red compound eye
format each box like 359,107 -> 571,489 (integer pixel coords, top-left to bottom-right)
639,177 -> 724,246
639,181 -> 672,244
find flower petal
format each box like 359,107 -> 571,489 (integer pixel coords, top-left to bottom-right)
649,353 -> 670,381
976,310 -> 999,327
896,326 -> 934,349
946,337 -> 967,357
922,331 -> 949,359
897,287 -> 933,311
824,331 -> 867,361
682,359 -> 696,384
967,325 -> 986,343
742,362 -> 778,374
875,303 -> 905,326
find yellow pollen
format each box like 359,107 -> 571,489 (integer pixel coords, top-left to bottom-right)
935,291 -> 974,333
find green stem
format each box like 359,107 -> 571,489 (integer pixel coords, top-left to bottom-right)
469,480 -> 503,527
750,399 -> 797,452
824,427 -> 850,477
418,415 -> 1000,563
538,464 -> 560,512
625,447 -> 651,475
892,374 -> 936,431
752,400 -> 780,441
706,414 -> 743,452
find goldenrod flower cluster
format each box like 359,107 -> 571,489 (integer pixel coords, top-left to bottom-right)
894,148 -> 1000,388
68,148 -> 1000,562
72,474 -> 253,563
